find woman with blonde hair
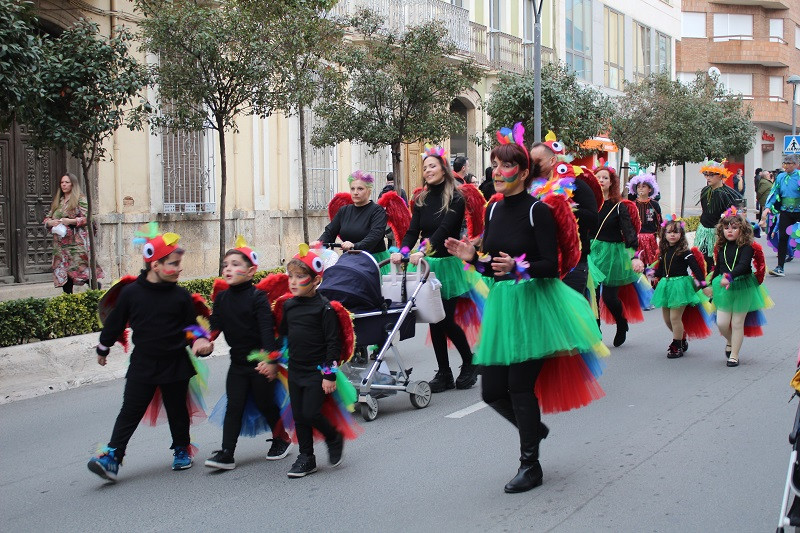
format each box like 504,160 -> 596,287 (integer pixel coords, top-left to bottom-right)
44,173 -> 104,293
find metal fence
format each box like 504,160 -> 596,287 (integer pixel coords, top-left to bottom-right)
161,127 -> 216,214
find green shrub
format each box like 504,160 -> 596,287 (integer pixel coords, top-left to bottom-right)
0,267 -> 286,347
684,216 -> 700,233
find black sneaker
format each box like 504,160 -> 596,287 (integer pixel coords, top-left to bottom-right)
327,433 -> 344,467
613,320 -> 628,347
455,363 -> 479,389
429,369 -> 455,393
266,438 -> 292,460
204,449 -> 235,470
681,338 -> 689,352
667,343 -> 683,359
287,454 -> 317,478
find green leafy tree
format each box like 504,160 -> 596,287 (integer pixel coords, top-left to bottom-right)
24,20 -> 150,289
136,0 -> 296,272
312,10 -> 482,182
0,0 -> 43,129
482,63 -> 614,156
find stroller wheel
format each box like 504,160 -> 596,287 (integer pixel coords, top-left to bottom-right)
361,395 -> 378,422
409,381 -> 432,409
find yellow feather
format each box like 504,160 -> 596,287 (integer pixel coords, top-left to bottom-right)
162,232 -> 181,246
298,243 -> 309,257
234,235 -> 247,248
545,130 -> 557,142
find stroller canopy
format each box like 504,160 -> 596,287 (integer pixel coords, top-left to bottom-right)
318,251 -> 385,312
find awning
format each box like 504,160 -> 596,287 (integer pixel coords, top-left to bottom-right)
580,138 -> 618,152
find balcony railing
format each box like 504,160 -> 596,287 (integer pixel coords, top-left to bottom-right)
470,22 -> 488,64
522,42 -> 556,71
709,36 -> 792,68
488,30 -> 523,73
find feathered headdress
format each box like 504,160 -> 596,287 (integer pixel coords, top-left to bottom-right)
133,222 -> 180,263
700,159 -> 732,179
495,122 -> 529,163
233,235 -> 259,267
347,170 -> 375,186
593,157 -> 616,176
423,144 -> 448,166
661,213 -> 685,229
627,173 -> 659,198
721,206 -> 740,219
293,243 -> 325,275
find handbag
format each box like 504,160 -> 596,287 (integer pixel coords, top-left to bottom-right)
381,262 -> 446,324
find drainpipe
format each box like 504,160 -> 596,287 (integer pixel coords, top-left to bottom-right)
110,0 -> 123,278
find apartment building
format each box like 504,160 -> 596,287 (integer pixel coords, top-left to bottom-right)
677,0 -> 800,206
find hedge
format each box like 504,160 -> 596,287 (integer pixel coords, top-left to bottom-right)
684,215 -> 700,233
0,267 -> 285,347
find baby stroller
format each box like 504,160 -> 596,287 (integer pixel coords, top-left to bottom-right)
318,249 -> 433,421
776,363 -> 800,532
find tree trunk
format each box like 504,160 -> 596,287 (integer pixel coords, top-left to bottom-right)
299,107 -> 309,244
391,141 -> 402,196
680,162 -> 687,217
81,155 -> 99,290
217,117 -> 228,276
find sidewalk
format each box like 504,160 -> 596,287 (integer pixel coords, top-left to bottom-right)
0,281 -> 72,302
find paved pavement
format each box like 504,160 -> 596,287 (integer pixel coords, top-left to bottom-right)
1,247 -> 798,532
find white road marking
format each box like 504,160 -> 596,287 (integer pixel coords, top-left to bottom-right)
445,401 -> 488,419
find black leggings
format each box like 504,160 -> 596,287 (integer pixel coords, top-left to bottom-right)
481,360 -> 544,405
108,379 -> 190,459
429,296 -> 472,371
597,285 -> 625,325
778,211 -> 800,268
222,364 -> 287,451
288,373 -> 339,457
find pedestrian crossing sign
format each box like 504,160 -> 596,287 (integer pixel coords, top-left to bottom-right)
785,135 -> 800,154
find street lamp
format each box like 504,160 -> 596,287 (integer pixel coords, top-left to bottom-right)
788,74 -> 800,136
533,0 -> 545,143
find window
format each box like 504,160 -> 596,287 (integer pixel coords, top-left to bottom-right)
633,21 -> 651,82
769,76 -> 785,101
719,73 -> 753,97
656,32 -> 671,74
489,0 -> 501,31
682,12 -> 706,38
796,25 -> 800,49
566,0 -> 592,81
159,127 -> 216,214
770,19 -> 784,42
300,107 -> 337,211
677,72 -> 696,85
604,7 -> 624,90
713,14 -> 753,41
450,0 -> 463,6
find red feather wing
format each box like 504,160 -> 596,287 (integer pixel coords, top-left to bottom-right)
542,194 -> 581,278
488,192 -> 504,205
577,168 -> 603,210
690,247 -> 707,278
329,301 -> 355,364
752,241 -> 766,284
621,199 -> 642,234
377,191 -> 411,244
255,273 -> 290,304
411,186 -> 424,204
191,293 -> 211,320
211,278 -> 229,302
271,294 -> 292,337
459,183 -> 486,239
97,275 -> 137,324
328,192 -> 353,222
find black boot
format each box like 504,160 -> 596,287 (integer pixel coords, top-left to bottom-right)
613,319 -> 628,347
455,363 -> 478,389
504,393 -> 544,494
429,368 -> 455,393
490,399 -> 549,439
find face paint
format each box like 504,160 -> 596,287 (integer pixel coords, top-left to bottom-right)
496,165 -> 520,183
298,276 -> 313,287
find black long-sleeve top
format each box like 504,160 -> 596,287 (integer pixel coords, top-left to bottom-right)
319,202 -> 387,253
475,192 -> 559,280
636,199 -> 662,234
654,246 -> 705,282
279,292 -> 341,381
209,280 -> 278,367
401,181 -> 465,257
573,178 -> 599,263
99,272 -> 197,384
595,200 -> 639,249
699,185 -> 742,228
711,242 -> 754,280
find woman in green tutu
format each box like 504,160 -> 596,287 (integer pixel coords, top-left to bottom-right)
650,217 -> 712,359
316,170 -> 403,275
391,146 -> 478,393
446,124 -> 608,494
702,208 -> 773,367
589,164 -> 650,347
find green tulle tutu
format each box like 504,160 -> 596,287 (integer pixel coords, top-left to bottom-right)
652,276 -> 706,309
411,255 -> 471,300
694,225 -> 716,257
475,278 -> 609,366
711,273 -> 773,313
371,250 -> 391,276
589,240 -> 639,287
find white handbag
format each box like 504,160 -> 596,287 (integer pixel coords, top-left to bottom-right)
381,261 -> 446,324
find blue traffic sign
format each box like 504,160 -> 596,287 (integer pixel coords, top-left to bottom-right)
785,135 -> 800,154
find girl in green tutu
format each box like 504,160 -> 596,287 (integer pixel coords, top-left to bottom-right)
703,208 -> 773,367
445,124 -> 608,494
391,146 -> 478,393
590,164 -> 651,347
650,217 -> 712,359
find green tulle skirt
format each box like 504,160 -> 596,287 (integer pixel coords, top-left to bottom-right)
475,278 -> 608,366
371,250 -> 391,276
410,255 -> 471,300
711,273 -> 773,313
589,240 -> 639,287
694,225 -> 716,257
652,276 -> 706,309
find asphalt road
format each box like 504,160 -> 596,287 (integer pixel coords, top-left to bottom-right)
1,253 -> 798,532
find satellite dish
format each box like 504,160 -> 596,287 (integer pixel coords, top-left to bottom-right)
708,66 -> 721,78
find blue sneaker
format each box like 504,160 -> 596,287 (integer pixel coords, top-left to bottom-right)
172,446 -> 193,470
88,447 -> 120,482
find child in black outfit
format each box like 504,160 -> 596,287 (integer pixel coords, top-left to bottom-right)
88,231 -> 212,482
201,239 -> 292,470
261,247 -> 345,478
